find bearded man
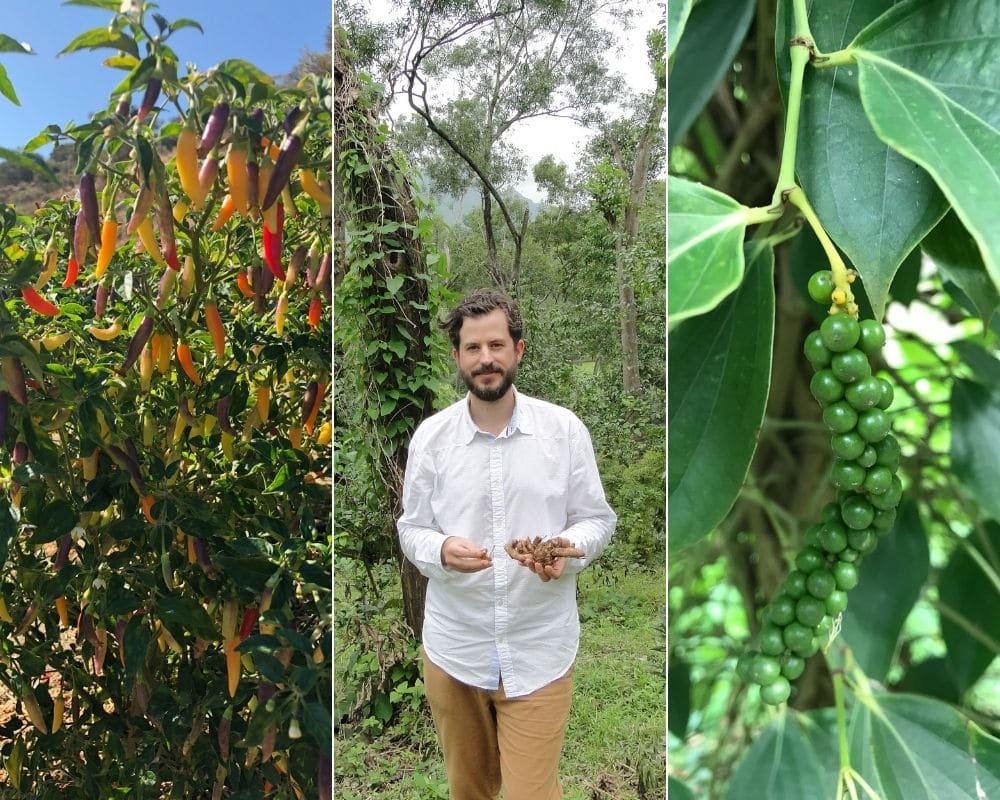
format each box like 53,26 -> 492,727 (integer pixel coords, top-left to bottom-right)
397,288 -> 617,800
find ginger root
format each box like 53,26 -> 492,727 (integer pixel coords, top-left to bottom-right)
504,536 -> 585,567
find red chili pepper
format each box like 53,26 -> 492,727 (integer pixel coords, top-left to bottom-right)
21,286 -> 59,316
239,607 -> 259,641
261,202 -> 285,280
63,257 -> 80,288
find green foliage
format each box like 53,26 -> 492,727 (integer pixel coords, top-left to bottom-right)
0,6 -> 331,796
671,0 -> 1000,795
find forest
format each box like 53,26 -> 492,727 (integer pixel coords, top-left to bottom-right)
334,1 -> 666,797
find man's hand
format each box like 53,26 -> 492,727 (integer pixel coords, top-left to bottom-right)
441,536 -> 493,572
507,536 -> 576,582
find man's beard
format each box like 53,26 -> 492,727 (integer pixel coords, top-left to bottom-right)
461,362 -> 517,402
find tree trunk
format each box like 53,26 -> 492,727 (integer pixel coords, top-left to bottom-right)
616,241 -> 640,394
335,29 -> 433,638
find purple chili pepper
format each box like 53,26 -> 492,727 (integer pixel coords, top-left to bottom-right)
198,102 -> 230,157
119,315 -> 154,374
80,173 -> 101,243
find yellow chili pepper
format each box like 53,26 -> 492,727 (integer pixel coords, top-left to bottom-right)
173,200 -> 189,222
180,255 -> 196,299
52,693 -> 65,733
187,534 -> 197,564
274,292 -> 288,335
139,345 -> 153,392
176,124 -> 205,209
258,162 -> 278,232
35,242 -> 59,289
41,331 -> 73,351
94,217 -> 119,278
300,169 -> 332,206
88,320 -> 123,341
135,216 -> 165,266
221,431 -> 235,460
0,595 -> 13,624
288,426 -> 303,450
316,421 -> 332,446
21,688 -> 49,734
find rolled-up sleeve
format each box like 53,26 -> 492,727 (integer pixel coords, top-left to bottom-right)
397,436 -> 453,581
558,422 -> 617,575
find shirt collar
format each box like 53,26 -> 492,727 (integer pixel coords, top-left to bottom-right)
460,386 -> 529,442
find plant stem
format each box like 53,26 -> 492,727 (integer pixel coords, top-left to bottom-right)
833,670 -> 852,799
932,598 -> 1000,656
786,187 -> 849,287
772,44 -> 810,203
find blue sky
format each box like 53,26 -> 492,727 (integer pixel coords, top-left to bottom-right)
1,1 -> 331,149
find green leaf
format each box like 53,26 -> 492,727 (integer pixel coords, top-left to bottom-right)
668,0 -> 755,149
0,62 -> 17,104
776,0 -> 946,321
668,777 -> 696,800
853,693 -> 1000,799
170,19 -> 205,35
123,615 -> 152,688
938,521 -> 1000,694
850,0 -> 1000,299
726,709 -> 839,798
667,176 -> 766,322
0,147 -> 56,181
667,658 -> 690,739
302,701 -> 333,752
216,59 -> 274,87
0,503 -> 15,570
214,556 -> 277,592
953,341 -> 1000,388
729,692 -> 1000,799
667,0 -> 693,57
59,26 -> 139,58
0,35 -> 32,54
841,501 -> 928,681
62,0 -> 121,8
951,378 -> 1000,522
668,244 -> 774,550
27,500 -> 77,544
385,275 -> 404,295
923,212 -> 999,326
157,596 -> 218,641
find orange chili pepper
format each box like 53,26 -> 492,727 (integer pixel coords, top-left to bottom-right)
55,596 -> 70,627
304,382 -> 326,436
226,144 -> 249,213
212,194 -> 236,231
21,286 -> 59,316
176,342 -> 202,386
142,495 -> 156,524
204,303 -> 226,361
307,295 -> 322,329
94,217 -> 119,278
256,386 -> 270,423
236,271 -> 254,298
152,333 -> 172,375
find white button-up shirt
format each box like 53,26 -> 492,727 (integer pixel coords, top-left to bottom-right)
397,389 -> 617,698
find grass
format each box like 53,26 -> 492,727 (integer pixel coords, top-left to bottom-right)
335,564 -> 666,799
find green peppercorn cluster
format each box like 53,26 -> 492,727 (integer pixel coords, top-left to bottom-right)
737,269 -> 902,706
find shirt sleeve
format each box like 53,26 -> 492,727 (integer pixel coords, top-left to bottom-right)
396,434 -> 453,581
558,421 -> 617,575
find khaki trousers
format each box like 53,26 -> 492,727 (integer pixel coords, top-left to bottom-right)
422,651 -> 574,800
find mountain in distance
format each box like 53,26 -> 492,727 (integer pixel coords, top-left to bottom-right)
426,185 -> 543,227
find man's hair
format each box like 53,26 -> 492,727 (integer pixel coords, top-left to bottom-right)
441,288 -> 523,349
